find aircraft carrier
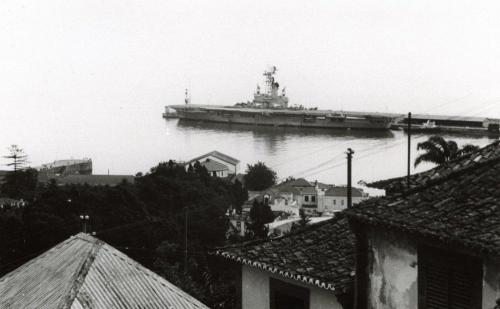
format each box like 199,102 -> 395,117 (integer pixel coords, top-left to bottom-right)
169,67 -> 394,130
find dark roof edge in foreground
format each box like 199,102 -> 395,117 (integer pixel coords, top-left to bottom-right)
216,250 -> 337,292
213,215 -> 349,293
346,153 -> 500,255
365,140 -> 500,191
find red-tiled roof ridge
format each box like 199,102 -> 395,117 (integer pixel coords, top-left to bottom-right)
366,140 -> 500,193
214,213 -> 355,294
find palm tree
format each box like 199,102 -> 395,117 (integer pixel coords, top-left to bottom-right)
414,136 -> 480,167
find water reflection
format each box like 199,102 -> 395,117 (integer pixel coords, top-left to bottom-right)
176,119 -> 395,139
162,118 -> 495,184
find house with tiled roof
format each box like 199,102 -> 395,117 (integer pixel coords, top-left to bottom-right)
0,233 -> 208,309
185,150 -> 240,176
253,179 -> 369,216
345,140 -> 500,309
216,214 -> 355,309
365,140 -> 500,195
265,178 -> 317,213
318,186 -> 368,213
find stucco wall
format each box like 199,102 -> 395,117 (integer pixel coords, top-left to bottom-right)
367,228 -> 418,309
483,258 -> 500,309
317,196 -> 367,212
241,265 -> 342,309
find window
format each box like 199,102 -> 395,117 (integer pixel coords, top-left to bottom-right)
270,278 -> 309,309
333,200 -> 336,205
212,171 -> 217,177
304,196 -> 309,202
311,196 -> 316,202
418,246 -> 482,309
341,200 -> 344,206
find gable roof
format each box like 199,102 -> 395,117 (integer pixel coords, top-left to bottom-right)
366,140 -> 500,194
215,214 -> 355,295
346,141 -> 500,255
201,159 -> 229,172
288,178 -> 314,187
297,186 -> 317,194
272,183 -> 300,195
271,178 -> 313,195
187,151 -> 240,166
0,233 -> 208,309
325,186 -> 364,197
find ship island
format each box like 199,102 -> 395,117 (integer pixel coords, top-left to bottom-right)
168,67 -> 394,130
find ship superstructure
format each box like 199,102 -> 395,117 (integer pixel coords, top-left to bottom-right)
168,67 -> 394,130
251,66 -> 289,109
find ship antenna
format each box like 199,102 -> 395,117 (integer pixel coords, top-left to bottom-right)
184,89 -> 190,105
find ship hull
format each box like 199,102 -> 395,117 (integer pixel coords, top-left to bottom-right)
170,105 -> 393,130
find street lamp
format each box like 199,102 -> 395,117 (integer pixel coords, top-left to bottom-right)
80,215 -> 90,233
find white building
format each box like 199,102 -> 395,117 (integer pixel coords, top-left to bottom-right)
185,150 -> 240,176
216,215 -> 354,309
317,186 -> 369,213
254,178 -> 369,216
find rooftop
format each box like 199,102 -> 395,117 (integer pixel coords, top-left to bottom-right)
0,233 -> 208,308
201,159 -> 229,172
43,174 -> 135,186
367,140 -> 500,194
325,186 -> 364,197
287,178 -> 314,187
187,150 -> 240,166
216,213 -> 355,294
346,141 -> 500,255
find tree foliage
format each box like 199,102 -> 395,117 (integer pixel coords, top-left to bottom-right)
248,199 -> 275,239
3,145 -> 28,171
414,136 -> 480,167
0,160 -> 247,308
1,168 -> 38,199
243,162 -> 277,190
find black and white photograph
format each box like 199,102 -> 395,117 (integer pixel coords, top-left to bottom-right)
1,1 -> 499,308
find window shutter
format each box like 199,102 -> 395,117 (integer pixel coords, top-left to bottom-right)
418,246 -> 482,309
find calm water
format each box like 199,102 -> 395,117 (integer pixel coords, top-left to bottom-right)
5,112 -> 496,187
162,119 -> 494,186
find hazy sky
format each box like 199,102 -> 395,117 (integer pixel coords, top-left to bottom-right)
1,0 -> 499,170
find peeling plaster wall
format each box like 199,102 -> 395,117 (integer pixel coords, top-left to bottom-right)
483,258 -> 500,309
241,265 -> 342,309
367,229 -> 418,309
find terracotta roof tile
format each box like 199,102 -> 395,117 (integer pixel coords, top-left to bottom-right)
215,214 -> 355,295
367,140 -> 500,194
347,141 -> 500,255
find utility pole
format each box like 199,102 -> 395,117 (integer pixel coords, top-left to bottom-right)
407,112 -> 412,189
80,214 -> 89,234
184,206 -> 188,273
346,148 -> 354,208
